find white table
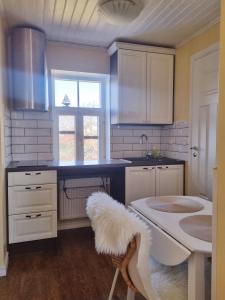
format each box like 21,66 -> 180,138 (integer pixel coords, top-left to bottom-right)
129,196 -> 212,300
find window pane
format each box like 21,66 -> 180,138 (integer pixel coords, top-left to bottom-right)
55,79 -> 78,107
59,115 -> 76,162
79,81 -> 101,108
59,115 -> 75,132
59,134 -> 76,162
84,139 -> 99,161
83,116 -> 98,137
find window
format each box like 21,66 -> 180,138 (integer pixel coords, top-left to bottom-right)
53,73 -> 106,162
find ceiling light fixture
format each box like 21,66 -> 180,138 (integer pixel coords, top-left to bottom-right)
98,0 -> 144,26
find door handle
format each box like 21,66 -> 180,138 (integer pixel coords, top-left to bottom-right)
190,146 -> 199,151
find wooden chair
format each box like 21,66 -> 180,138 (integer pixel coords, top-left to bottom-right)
108,236 -> 139,300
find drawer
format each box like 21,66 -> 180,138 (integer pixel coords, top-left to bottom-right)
8,170 -> 57,186
9,211 -> 57,244
8,184 -> 57,215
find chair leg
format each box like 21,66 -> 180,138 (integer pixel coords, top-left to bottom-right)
127,287 -> 135,300
108,268 -> 120,300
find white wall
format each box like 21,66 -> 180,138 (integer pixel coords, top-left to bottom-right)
0,17 -> 8,275
47,41 -> 109,74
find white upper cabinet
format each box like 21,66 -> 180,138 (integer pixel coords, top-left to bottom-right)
118,50 -> 147,124
147,53 -> 174,124
109,43 -> 175,125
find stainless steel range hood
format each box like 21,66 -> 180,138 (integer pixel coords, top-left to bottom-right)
10,26 -> 49,111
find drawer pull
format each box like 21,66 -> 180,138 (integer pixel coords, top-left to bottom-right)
25,172 -> 42,176
152,167 -> 155,169
26,214 -> 42,219
143,167 -> 148,170
25,186 -> 42,190
157,167 -> 162,169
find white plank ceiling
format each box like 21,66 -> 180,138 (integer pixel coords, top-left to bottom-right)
0,0 -> 220,47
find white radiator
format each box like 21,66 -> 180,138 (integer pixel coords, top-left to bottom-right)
59,177 -> 110,220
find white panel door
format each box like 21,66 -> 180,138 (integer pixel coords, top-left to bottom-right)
125,166 -> 156,205
147,53 -> 173,124
190,44 -> 219,200
156,165 -> 184,196
118,50 -> 147,123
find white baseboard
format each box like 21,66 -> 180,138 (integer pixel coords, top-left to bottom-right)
0,251 -> 8,277
58,218 -> 91,230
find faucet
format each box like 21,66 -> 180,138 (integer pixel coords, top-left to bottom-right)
140,134 -> 149,157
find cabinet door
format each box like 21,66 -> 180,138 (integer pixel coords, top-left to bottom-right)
8,184 -> 57,215
125,166 -> 156,205
147,53 -> 173,124
118,50 -> 147,124
9,211 -> 57,244
156,165 -> 183,196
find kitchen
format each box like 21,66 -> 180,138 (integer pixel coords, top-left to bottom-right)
0,0 -> 225,299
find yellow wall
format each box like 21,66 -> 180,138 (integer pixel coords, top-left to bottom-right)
0,18 -> 8,270
214,0 -> 225,297
175,23 -> 220,121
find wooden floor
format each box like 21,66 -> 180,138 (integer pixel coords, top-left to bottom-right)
0,228 -> 144,300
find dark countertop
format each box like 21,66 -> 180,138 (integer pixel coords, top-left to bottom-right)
124,157 -> 185,167
6,159 -> 132,172
6,157 -> 185,172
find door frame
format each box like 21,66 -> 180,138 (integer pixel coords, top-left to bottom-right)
188,42 -> 219,195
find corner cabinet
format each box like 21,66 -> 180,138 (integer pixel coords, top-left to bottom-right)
125,164 -> 184,205
109,42 -> 175,125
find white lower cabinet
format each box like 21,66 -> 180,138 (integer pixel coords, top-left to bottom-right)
125,165 -> 184,205
156,165 -> 184,196
125,166 -> 156,205
8,170 -> 57,244
9,211 -> 57,244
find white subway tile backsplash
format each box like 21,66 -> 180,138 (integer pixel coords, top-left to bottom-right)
12,119 -> 37,128
112,143 -> 132,151
123,151 -> 143,158
37,136 -> 52,144
12,153 -> 38,161
23,111 -> 51,120
12,136 -> 38,145
25,128 -> 51,136
12,145 -> 24,154
123,136 -> 140,144
112,129 -> 133,136
132,143 -> 147,151
25,144 -> 51,153
11,111 -> 23,120
110,151 -> 124,159
132,129 -> 153,136
7,109 -> 189,164
6,111 -> 53,162
37,152 -> 54,161
161,120 -> 189,161
12,128 -> 24,136
110,136 -> 124,144
37,120 -> 53,128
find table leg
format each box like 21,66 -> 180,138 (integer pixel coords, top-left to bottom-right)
188,252 -> 205,300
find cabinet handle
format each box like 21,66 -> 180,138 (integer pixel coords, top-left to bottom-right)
26,213 -> 42,219
143,167 -> 148,170
151,167 -> 155,169
157,167 -> 162,169
25,172 -> 42,176
25,186 -> 42,190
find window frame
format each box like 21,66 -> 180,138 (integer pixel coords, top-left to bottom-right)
52,71 -> 106,162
